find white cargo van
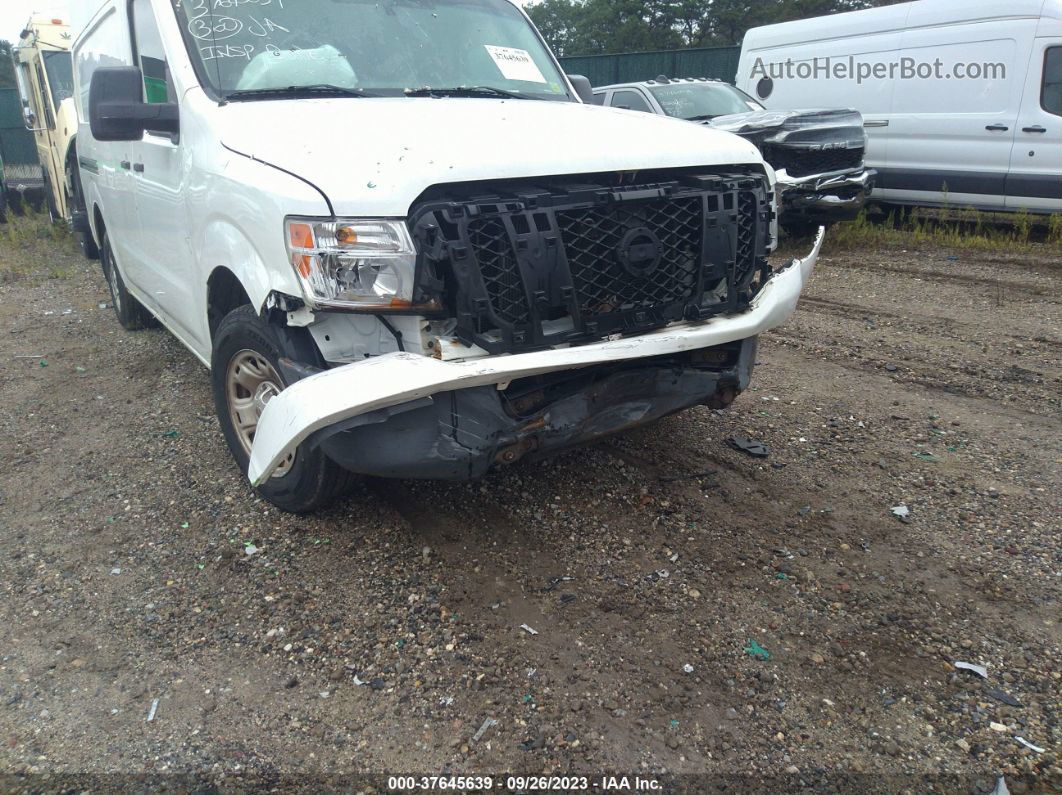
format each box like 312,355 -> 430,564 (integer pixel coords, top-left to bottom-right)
737,0 -> 1062,213
74,0 -> 821,512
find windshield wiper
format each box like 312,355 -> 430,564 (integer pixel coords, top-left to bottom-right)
686,114 -> 717,121
404,85 -> 539,100
225,84 -> 378,102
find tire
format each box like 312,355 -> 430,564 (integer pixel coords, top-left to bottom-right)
67,156 -> 100,260
100,232 -> 157,330
211,305 -> 352,513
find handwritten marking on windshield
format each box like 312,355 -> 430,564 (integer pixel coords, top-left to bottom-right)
201,44 -> 254,61
189,15 -> 244,41
248,17 -> 290,37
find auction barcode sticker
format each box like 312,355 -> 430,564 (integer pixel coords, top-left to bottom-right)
485,45 -> 547,83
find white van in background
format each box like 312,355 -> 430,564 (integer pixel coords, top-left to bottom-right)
737,0 -> 1062,213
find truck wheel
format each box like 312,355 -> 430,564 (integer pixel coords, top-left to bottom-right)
211,305 -> 352,514
100,233 -> 157,330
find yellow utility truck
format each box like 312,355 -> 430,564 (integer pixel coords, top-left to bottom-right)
14,14 -> 97,256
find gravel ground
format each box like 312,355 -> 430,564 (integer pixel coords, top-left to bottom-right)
0,218 -> 1058,792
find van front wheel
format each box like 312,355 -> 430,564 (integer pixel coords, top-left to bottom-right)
211,305 -> 351,514
100,233 -> 157,330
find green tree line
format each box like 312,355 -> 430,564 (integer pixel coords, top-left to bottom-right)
528,0 -> 904,57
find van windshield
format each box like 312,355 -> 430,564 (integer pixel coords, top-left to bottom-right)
171,0 -> 572,101
649,83 -> 764,121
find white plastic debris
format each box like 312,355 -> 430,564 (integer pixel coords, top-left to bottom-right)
244,544 -> 258,556
683,664 -> 694,674
990,721 -> 1007,732
890,504 -> 910,519
352,675 -> 366,686
1014,736 -> 1045,753
953,661 -> 988,678
989,776 -> 1010,795
519,624 -> 538,636
110,567 -> 121,576
146,698 -> 159,722
472,717 -> 498,742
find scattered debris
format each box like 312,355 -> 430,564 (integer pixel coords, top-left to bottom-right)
727,436 -> 769,458
471,717 -> 498,742
953,661 -> 988,679
13,354 -> 44,359
519,624 -> 538,636
146,698 -> 159,722
990,721 -> 1008,732
912,451 -> 941,462
439,695 -> 454,706
352,675 -> 366,686
890,504 -> 910,521
39,359 -> 47,368
986,688 -> 1022,707
544,576 -> 574,591
244,544 -> 258,556
161,429 -> 179,439
743,639 -> 770,661
109,567 -> 121,576
559,593 -> 577,605
1014,736 -> 1044,754
682,664 -> 694,674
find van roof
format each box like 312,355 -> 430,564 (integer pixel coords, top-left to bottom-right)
743,0 -> 1060,51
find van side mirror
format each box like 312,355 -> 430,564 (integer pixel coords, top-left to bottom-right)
567,74 -> 594,104
89,66 -> 179,142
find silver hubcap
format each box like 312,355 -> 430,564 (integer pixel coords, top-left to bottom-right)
226,349 -> 294,478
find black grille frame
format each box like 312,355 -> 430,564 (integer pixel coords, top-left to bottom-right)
763,145 -> 864,179
410,171 -> 772,354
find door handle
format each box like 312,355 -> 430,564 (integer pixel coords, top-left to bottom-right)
133,163 -> 145,173
1022,125 -> 1047,133
120,161 -> 131,170
985,124 -> 1009,131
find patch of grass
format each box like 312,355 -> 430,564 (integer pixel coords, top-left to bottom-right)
824,206 -> 1062,256
0,209 -> 79,282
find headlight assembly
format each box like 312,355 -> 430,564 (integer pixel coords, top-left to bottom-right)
286,218 -> 436,311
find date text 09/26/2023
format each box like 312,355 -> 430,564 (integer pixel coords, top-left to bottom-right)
387,775 -> 663,791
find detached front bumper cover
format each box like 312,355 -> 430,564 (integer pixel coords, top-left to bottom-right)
247,229 -> 825,485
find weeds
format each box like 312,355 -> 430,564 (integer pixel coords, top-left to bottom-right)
824,206 -> 1062,256
0,208 -> 78,282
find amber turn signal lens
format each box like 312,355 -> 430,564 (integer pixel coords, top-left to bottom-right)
288,222 -> 314,250
336,226 -> 358,246
295,255 -> 314,278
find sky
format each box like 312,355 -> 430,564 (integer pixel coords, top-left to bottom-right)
1,0 -> 70,43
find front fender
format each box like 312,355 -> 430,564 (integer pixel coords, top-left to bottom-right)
199,217 -> 301,315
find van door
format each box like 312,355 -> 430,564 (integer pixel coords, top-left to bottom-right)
885,20 -> 1031,210
1006,43 -> 1062,211
128,0 -> 202,347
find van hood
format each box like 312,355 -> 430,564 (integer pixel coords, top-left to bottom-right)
217,98 -> 765,216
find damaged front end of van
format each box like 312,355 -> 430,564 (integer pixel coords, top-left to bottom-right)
247,170 -> 824,486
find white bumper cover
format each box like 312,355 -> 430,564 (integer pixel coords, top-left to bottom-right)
248,229 -> 825,485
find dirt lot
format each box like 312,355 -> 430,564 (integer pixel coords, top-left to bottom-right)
0,217 -> 1058,791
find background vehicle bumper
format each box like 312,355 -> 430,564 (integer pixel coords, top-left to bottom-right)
247,229 -> 825,485
779,169 -> 876,222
